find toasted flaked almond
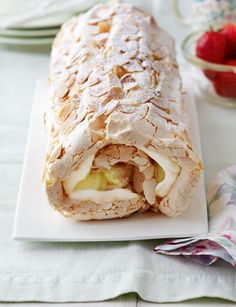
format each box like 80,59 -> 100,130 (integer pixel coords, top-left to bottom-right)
58,103 -> 74,122
142,164 -> 155,180
107,87 -> 124,100
142,179 -> 156,205
98,21 -> 111,33
48,144 -> 63,163
112,65 -> 128,79
57,84 -> 69,98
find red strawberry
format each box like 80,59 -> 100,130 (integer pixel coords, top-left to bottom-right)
196,30 -> 226,80
224,59 -> 236,66
221,23 -> 236,57
203,69 -> 218,81
213,59 -> 236,98
196,30 -> 226,63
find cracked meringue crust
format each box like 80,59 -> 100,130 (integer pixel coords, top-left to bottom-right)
43,2 -> 202,220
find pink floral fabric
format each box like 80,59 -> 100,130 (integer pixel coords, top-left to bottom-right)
154,164 -> 236,267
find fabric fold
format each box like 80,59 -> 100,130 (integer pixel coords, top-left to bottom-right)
154,164 -> 236,267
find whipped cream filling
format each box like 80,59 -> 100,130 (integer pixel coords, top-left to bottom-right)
137,146 -> 180,197
70,188 -> 139,204
63,154 -> 95,195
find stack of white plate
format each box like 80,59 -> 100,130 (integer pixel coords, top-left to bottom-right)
0,27 -> 58,46
0,11 -> 70,45
0,0 -> 100,46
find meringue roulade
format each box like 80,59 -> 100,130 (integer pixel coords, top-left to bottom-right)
43,2 -> 202,220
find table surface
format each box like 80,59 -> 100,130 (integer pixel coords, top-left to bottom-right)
0,0 -> 236,305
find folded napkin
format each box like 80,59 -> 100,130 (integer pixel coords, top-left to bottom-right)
154,164 -> 236,267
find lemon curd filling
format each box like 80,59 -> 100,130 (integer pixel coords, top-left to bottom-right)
73,169 -> 123,191
72,162 -> 165,192
154,163 -> 165,184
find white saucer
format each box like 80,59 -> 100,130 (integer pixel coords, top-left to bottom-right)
0,27 -> 59,38
0,36 -> 54,46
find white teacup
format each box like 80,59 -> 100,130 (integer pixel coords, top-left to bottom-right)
172,0 -> 236,29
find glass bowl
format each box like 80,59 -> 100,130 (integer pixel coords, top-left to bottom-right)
181,31 -> 236,108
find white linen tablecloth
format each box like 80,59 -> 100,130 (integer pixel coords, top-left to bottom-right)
0,1 -> 236,303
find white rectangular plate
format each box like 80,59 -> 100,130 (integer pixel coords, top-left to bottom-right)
13,79 -> 208,241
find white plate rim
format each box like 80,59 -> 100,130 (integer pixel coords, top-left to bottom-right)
0,36 -> 54,45
0,27 -> 59,38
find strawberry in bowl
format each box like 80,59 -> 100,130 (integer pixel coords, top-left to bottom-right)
213,59 -> 236,98
182,23 -> 236,107
196,30 -> 226,80
221,23 -> 236,57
